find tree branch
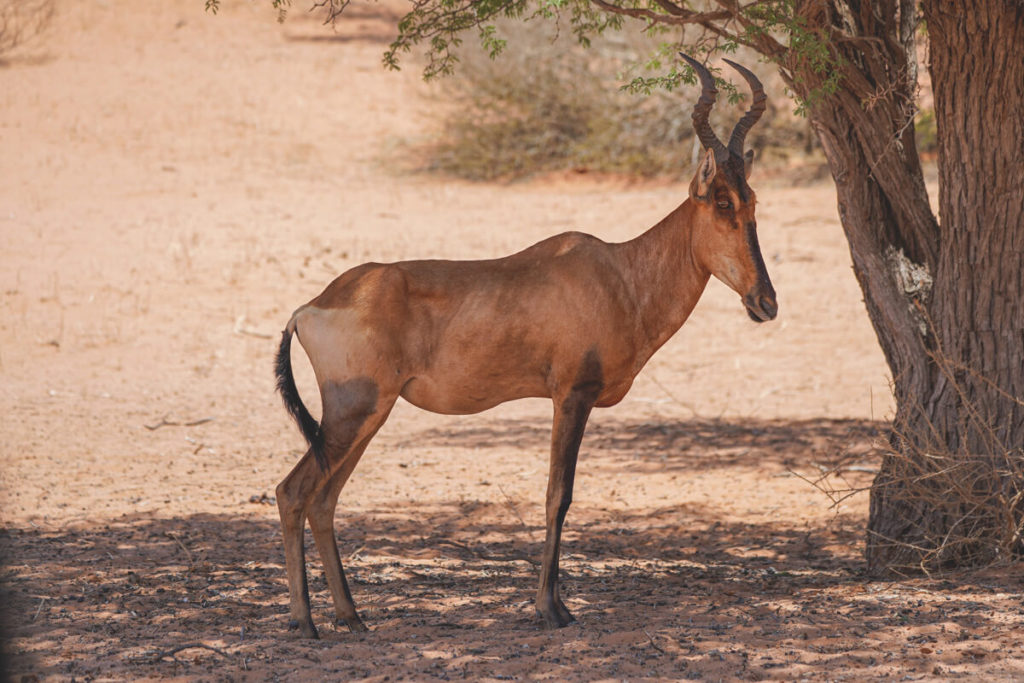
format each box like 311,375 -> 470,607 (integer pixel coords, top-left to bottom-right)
583,0 -> 787,60
733,0 -> 788,57
586,0 -> 707,27
649,0 -> 688,18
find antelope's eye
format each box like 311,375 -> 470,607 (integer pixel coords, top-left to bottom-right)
717,200 -> 732,210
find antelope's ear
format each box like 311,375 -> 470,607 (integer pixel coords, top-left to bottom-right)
744,149 -> 755,179
690,148 -> 716,200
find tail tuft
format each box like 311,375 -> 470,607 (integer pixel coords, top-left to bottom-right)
275,325 -> 328,471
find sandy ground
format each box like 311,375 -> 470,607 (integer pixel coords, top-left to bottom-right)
2,1 -> 1023,680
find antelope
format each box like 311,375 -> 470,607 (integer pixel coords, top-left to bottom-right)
273,54 -> 777,638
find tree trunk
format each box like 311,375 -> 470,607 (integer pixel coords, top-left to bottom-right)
795,1 -> 1024,572
866,0 -> 1024,571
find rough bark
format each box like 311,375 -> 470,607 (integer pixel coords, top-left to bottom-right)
862,0 -> 1024,571
773,0 -> 1023,572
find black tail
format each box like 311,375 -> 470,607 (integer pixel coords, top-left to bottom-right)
275,324 -> 327,470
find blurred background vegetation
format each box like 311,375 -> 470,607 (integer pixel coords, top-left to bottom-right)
404,20 -> 937,182
410,21 -> 824,182
0,0 -> 55,58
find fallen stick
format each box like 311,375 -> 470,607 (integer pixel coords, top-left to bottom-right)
137,643 -> 231,663
234,315 -> 273,339
497,483 -> 534,540
165,531 -> 194,569
643,628 -> 665,654
144,415 -> 214,431
235,327 -> 273,339
32,596 -> 47,622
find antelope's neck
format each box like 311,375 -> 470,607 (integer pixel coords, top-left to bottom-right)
618,200 -> 710,361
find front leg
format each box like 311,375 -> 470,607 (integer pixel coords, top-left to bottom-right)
536,360 -> 602,628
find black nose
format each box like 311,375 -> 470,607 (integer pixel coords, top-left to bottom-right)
758,294 -> 778,320
744,292 -> 778,322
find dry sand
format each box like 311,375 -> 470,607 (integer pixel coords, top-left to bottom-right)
2,1 -> 1022,680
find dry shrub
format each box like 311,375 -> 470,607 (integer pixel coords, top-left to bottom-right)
807,317 -> 1024,575
876,428 -> 1024,574
418,22 -> 815,181
0,0 -> 55,57
874,331 -> 1024,573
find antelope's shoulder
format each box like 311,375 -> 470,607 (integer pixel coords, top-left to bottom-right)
516,230 -> 608,261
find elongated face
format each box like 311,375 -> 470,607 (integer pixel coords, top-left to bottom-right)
689,148 -> 777,322
677,53 -> 776,321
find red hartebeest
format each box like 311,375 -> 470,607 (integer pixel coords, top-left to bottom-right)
273,54 -> 776,638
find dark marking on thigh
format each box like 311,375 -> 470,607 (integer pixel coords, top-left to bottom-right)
320,377 -> 379,457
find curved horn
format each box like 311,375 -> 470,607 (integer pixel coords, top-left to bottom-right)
679,52 -> 728,159
723,58 -> 766,154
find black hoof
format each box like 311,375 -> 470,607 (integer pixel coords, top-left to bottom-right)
288,618 -> 320,639
335,616 -> 369,633
536,606 -> 576,629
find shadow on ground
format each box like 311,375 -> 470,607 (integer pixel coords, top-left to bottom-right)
399,415 -> 884,472
4,417 -> 1022,681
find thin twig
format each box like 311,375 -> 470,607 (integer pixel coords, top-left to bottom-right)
234,315 -> 273,339
144,415 -> 174,430
234,327 -> 273,339
32,596 -> 47,621
137,643 -> 231,663
646,372 -> 702,418
643,628 -> 666,654
497,483 -> 534,540
144,415 -> 214,430
165,531 -> 194,569
436,538 -> 540,566
789,467 -> 868,509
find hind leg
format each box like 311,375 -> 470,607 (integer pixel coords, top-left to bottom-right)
276,449 -> 324,638
306,400 -> 394,633
304,446 -> 370,633
276,378 -> 396,638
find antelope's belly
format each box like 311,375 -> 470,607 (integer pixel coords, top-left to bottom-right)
399,372 -> 549,415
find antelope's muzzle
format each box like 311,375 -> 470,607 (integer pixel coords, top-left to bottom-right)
744,289 -> 778,322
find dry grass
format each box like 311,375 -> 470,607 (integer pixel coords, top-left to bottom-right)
415,22 -> 818,180
805,310 -> 1024,575
875,439 -> 1024,573
877,321 -> 1024,572
805,440 -> 1023,576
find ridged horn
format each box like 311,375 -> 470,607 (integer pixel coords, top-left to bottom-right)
678,52 -> 728,160
722,58 -> 766,155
